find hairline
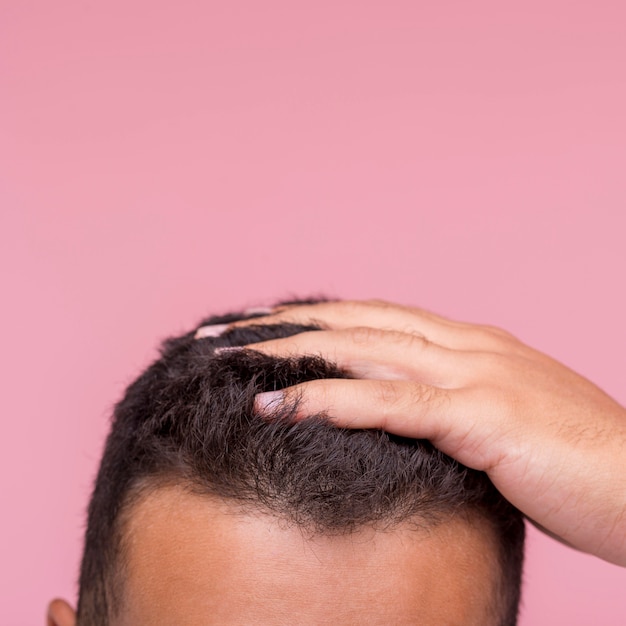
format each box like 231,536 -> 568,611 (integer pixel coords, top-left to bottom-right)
76,305 -> 524,626
107,475 -> 505,625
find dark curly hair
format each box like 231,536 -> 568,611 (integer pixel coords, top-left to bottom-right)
76,303 -> 525,625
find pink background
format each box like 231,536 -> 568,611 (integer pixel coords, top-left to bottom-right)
2,1 -> 625,624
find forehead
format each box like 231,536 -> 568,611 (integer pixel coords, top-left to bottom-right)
116,486 -> 500,626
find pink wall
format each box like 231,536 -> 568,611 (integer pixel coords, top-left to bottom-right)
2,1 -> 625,624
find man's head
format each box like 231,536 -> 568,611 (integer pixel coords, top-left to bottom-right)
49,303 -> 525,626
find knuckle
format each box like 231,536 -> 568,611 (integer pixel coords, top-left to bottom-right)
347,326 -> 385,345
402,331 -> 430,351
374,380 -> 404,408
409,383 -> 440,408
474,351 -> 510,374
346,326 -> 427,353
476,324 -> 517,344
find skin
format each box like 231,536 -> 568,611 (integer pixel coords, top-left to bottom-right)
48,486 -> 501,626
48,297 -> 625,622
197,299 -> 626,566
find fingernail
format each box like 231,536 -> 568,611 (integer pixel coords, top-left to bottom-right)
214,346 -> 245,354
244,307 -> 274,316
254,390 -> 285,414
195,324 -> 229,339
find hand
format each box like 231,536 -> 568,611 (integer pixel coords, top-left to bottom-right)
198,300 -> 626,566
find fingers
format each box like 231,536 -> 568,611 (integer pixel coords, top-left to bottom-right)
236,327 -> 472,388
254,378 -> 457,443
254,378 -> 500,471
197,299 -> 519,353
227,300 -> 452,342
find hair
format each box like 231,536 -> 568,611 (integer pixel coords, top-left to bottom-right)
77,302 -> 525,626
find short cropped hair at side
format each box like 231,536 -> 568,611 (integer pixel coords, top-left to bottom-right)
77,302 -> 525,625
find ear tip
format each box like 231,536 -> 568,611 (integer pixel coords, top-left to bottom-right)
47,598 -> 76,626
